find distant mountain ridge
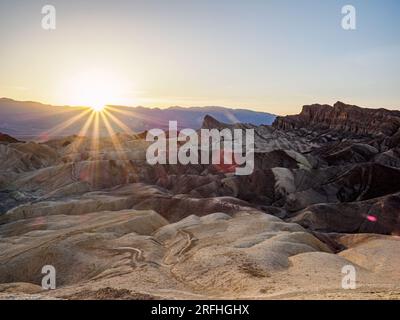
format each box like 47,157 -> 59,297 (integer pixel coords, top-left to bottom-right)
273,101 -> 400,137
0,98 -> 275,139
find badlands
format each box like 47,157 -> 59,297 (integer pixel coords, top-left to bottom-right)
0,101 -> 399,299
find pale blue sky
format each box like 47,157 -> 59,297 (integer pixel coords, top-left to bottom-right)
0,0 -> 399,114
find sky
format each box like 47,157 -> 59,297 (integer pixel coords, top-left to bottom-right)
0,0 -> 399,115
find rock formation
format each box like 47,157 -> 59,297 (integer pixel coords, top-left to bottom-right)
0,132 -> 19,144
274,101 -> 400,137
1,101 -> 400,299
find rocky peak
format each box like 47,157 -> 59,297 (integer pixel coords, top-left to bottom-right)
0,132 -> 19,144
201,114 -> 227,130
273,101 -> 400,137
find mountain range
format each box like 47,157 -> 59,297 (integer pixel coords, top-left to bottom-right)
0,98 -> 276,139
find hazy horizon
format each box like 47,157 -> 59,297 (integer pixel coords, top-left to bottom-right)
0,96 -> 278,114
3,96 -> 400,118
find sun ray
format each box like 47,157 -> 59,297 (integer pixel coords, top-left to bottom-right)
72,110 -> 96,152
88,111 -> 101,187
106,106 -> 164,126
78,111 -> 96,137
103,109 -> 135,135
91,111 -> 100,150
100,111 -> 127,161
40,108 -> 92,140
23,106 -> 88,122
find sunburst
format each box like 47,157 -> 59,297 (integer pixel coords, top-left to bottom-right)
61,69 -> 128,112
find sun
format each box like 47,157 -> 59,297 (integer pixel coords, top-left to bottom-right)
91,104 -> 106,112
62,69 -> 127,111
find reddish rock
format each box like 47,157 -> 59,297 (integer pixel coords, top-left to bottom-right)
273,101 -> 400,137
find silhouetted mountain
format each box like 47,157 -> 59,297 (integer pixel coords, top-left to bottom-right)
0,98 -> 275,139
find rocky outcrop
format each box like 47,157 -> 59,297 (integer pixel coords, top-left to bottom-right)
0,132 -> 19,144
290,192 -> 400,234
202,114 -> 229,130
274,101 -> 400,137
0,142 -> 59,173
